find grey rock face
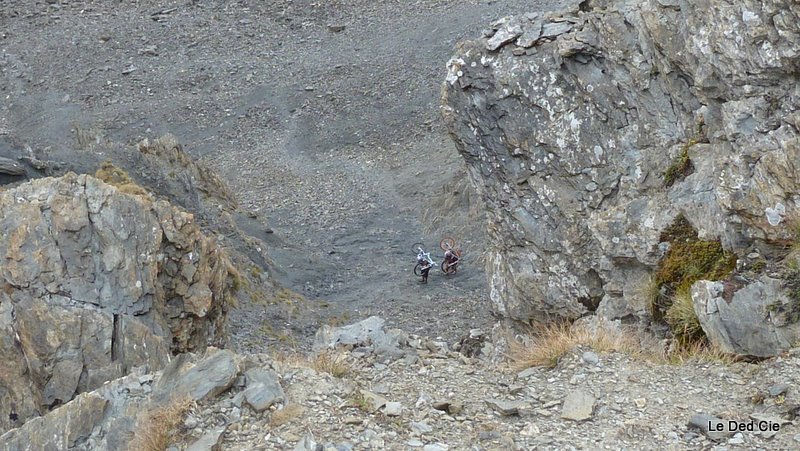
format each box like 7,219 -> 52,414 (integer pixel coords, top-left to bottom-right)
0,173 -> 233,431
443,0 -> 800,334
243,368 -> 285,412
692,278 -> 800,357
154,349 -> 239,403
0,392 -> 107,450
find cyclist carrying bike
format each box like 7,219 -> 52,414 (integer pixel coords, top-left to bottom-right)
443,248 -> 460,273
418,252 -> 432,283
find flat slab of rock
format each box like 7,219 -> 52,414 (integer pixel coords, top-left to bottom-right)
243,368 -> 285,412
485,399 -> 531,416
560,391 -> 595,421
360,390 -> 388,413
187,426 -> 227,451
688,414 -> 733,440
155,350 -> 239,403
384,401 -> 403,416
0,156 -> 25,175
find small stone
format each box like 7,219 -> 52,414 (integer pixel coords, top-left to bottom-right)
423,445 -> 448,451
520,422 -> 540,436
569,374 -> 585,385
634,398 -> 647,409
478,431 -> 502,441
767,383 -> 789,397
728,432 -> 744,445
688,414 -> 732,440
447,401 -> 463,415
186,426 -> 226,451
343,416 -> 362,425
410,421 -> 433,435
560,391 -> 595,421
384,402 -> 403,417
585,182 -> 598,192
407,439 -> 424,447
327,24 -> 346,32
485,399 -> 530,416
371,383 -> 390,394
749,413 -> 789,438
581,351 -> 599,365
517,367 -> 537,379
432,401 -> 450,411
359,390 -> 388,413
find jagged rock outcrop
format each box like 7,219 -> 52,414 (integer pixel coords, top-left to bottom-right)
0,173 -> 233,431
442,0 -> 800,353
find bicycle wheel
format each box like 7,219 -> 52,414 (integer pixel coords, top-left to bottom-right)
411,242 -> 425,254
413,262 -> 423,276
440,261 -> 451,274
440,237 -> 456,251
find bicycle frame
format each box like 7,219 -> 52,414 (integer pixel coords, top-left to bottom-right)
417,250 -> 436,266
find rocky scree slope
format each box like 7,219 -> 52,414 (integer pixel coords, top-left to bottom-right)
2,317 -> 800,450
443,0 -> 800,356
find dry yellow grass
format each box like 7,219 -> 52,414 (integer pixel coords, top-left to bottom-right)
127,397 -> 194,451
269,404 -> 305,427
272,350 -> 351,378
507,320 -> 734,371
95,161 -> 150,197
507,321 -> 643,370
311,351 -> 351,377
655,339 -> 736,365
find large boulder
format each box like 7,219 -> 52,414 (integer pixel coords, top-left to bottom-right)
0,173 -> 233,431
693,276 -> 800,357
442,0 -> 800,335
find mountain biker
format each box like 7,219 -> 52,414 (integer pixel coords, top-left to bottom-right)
418,254 -> 432,283
443,248 -> 460,272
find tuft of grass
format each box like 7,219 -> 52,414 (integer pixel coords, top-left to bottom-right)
348,391 -> 372,413
663,140 -> 694,187
506,321 -> 642,370
271,350 -> 351,378
269,404 -> 305,427
651,215 -> 736,344
311,351 -> 351,377
128,397 -> 194,451
95,161 -> 150,196
507,320 -> 735,371
663,129 -> 703,187
655,339 -> 736,366
664,290 -> 704,345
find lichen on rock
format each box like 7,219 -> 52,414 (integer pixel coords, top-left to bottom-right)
0,172 -> 234,431
443,0 -> 800,354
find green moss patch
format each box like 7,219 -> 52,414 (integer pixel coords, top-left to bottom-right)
651,215 -> 737,343
663,138 -> 698,187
